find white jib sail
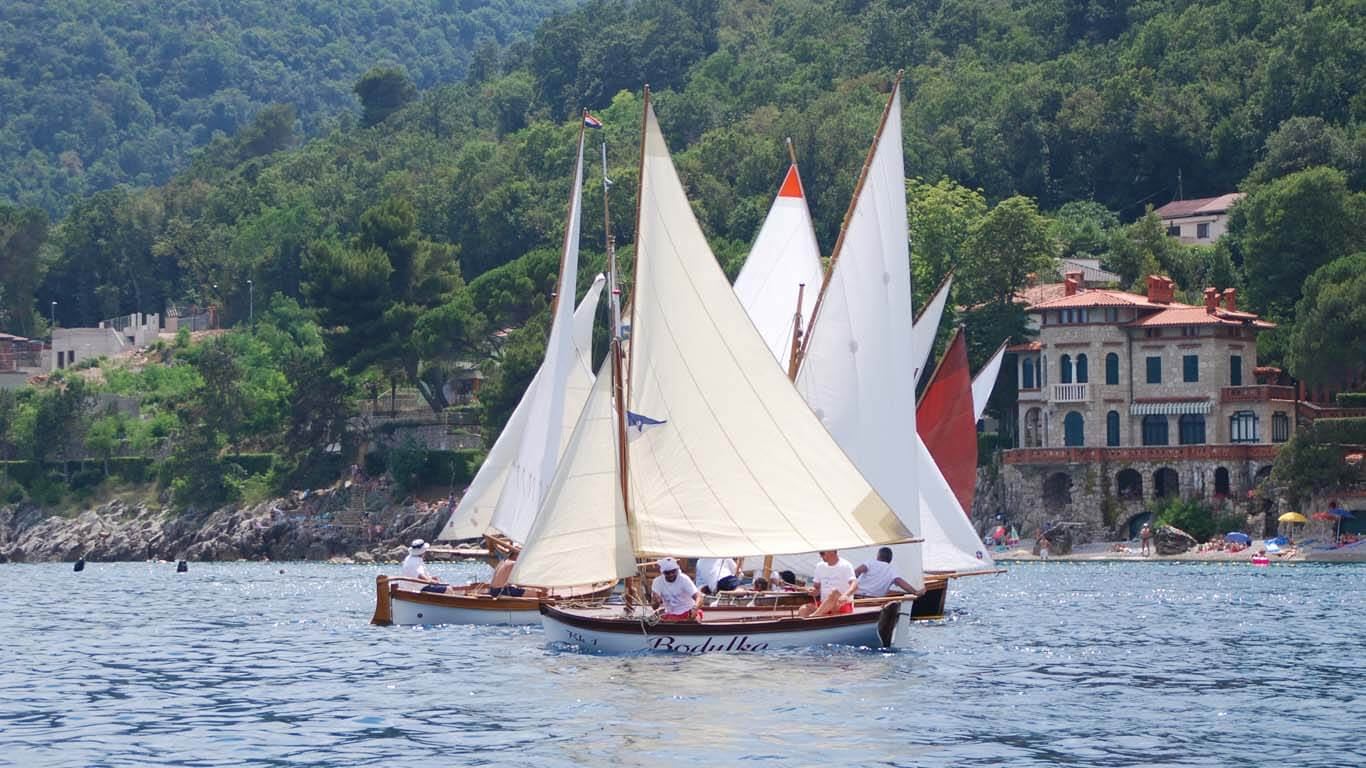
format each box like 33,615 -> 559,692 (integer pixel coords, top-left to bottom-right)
733,164 -> 824,366
910,276 -> 952,386
794,80 -> 923,589
510,359 -> 636,588
624,95 -> 909,559
972,341 -> 1007,422
917,437 -> 994,572
487,129 -> 590,545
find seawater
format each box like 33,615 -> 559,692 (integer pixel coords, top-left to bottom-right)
2,560 -> 1362,767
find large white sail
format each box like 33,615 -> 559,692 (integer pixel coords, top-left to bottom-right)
510,360 -> 636,587
917,438 -> 993,572
794,80 -> 923,589
733,164 -> 823,367
910,275 -> 951,386
972,341 -> 1007,422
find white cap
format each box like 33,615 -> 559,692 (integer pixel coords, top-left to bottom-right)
658,557 -> 679,572
408,539 -> 429,557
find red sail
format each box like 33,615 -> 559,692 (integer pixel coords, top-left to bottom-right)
916,327 -> 977,516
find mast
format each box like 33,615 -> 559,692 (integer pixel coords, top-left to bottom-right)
604,127 -> 636,558
796,70 -> 905,369
786,283 -> 806,380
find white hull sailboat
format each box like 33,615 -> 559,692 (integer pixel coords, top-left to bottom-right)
540,600 -> 910,654
509,90 -> 920,654
374,578 -> 616,626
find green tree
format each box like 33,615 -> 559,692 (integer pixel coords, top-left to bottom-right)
85,414 -> 123,476
355,67 -> 417,128
1105,207 -> 1189,291
1287,252 -> 1366,387
0,205 -> 48,335
907,177 -> 987,307
958,195 -> 1057,307
1049,200 -> 1119,262
1230,167 -> 1366,317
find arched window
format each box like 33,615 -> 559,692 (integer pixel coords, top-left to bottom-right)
1154,467 -> 1179,499
1060,354 -> 1073,384
1106,410 -> 1120,446
1214,467 -> 1231,496
1022,357 -> 1035,389
1178,414 -> 1206,445
1142,415 -> 1169,446
1076,354 -> 1089,384
1105,353 -> 1119,385
1116,469 -> 1143,500
1064,411 -> 1085,446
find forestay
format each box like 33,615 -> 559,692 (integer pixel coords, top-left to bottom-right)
794,80 -> 924,589
733,164 -> 823,366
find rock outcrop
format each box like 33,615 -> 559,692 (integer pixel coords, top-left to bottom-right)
0,492 -> 450,563
1154,524 -> 1198,555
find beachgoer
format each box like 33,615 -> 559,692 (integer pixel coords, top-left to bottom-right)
798,550 -> 858,618
1038,535 -> 1050,561
400,539 -> 449,593
651,557 -> 702,621
695,557 -> 739,594
1140,524 -> 1152,555
854,547 -> 922,597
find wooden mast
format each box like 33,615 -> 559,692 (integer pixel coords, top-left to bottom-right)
603,136 -> 634,555
795,70 -> 904,370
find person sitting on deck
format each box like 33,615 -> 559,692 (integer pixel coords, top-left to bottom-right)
487,551 -> 544,598
854,547 -> 922,598
651,557 -> 702,621
695,557 -> 739,594
798,550 -> 858,618
400,540 -> 450,593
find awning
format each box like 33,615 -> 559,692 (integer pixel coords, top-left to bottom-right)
1129,400 -> 1212,416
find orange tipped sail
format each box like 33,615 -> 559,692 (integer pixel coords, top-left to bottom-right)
916,327 -> 978,517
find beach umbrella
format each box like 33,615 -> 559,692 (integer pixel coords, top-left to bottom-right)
990,525 -> 1007,539
1327,507 -> 1354,539
1224,532 -> 1251,545
1278,512 -> 1309,524
1312,511 -> 1337,522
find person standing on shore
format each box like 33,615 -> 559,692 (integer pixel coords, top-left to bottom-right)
1140,524 -> 1152,556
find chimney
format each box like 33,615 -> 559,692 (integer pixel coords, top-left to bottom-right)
1064,276 -> 1080,296
1203,287 -> 1219,313
1146,275 -> 1173,304
1222,288 -> 1237,312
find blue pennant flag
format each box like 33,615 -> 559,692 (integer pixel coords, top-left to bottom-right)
626,411 -> 667,441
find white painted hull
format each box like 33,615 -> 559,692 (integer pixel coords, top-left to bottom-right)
390,591 -> 540,626
540,602 -> 912,654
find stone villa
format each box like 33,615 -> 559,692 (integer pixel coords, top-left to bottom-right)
999,273 -> 1287,539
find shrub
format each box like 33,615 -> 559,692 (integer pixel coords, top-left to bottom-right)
1152,497 -> 1226,542
1336,392 -> 1366,408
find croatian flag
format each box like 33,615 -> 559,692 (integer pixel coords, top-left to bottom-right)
626,411 -> 666,441
584,112 -> 604,129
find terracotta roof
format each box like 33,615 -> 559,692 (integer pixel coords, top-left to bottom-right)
1153,193 -> 1244,219
1126,305 -> 1276,329
1028,289 -> 1161,310
1006,341 -> 1042,353
0,332 -> 31,342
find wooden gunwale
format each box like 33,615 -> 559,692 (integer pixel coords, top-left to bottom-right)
540,600 -> 904,636
390,581 -> 615,611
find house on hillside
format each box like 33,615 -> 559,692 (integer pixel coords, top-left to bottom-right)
0,332 -> 46,389
999,274 -> 1288,539
1154,193 -> 1244,244
51,312 -> 162,371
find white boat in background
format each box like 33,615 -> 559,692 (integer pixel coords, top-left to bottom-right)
510,88 -> 918,654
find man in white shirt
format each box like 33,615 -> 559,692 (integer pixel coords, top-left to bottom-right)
798,550 -> 858,618
399,539 -> 450,593
855,547 -> 921,597
694,557 -> 738,594
651,557 -> 703,621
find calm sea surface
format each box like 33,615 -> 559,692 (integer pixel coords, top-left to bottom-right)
2,560 -> 1362,767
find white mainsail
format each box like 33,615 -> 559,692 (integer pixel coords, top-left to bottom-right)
972,340 -> 1007,422
512,93 -> 911,588
794,79 -> 924,589
916,438 -> 992,572
733,163 -> 823,367
910,275 -> 951,386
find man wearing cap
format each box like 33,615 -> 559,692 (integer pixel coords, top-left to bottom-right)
798,550 -> 858,618
650,557 -> 703,621
400,539 -> 450,593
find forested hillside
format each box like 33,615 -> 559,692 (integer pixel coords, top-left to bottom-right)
2,0 -> 1364,510
0,0 -> 575,215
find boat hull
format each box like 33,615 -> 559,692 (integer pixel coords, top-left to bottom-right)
372,576 -> 614,626
540,600 -> 912,654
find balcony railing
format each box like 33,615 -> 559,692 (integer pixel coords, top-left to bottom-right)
1221,385 -> 1295,403
1052,383 -> 1089,402
1003,444 -> 1280,465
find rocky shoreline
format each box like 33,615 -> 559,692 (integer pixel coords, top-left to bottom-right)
0,495 -> 450,564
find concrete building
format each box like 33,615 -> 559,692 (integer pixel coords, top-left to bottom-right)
51,312 -> 161,371
1154,193 -> 1243,245
0,332 -> 46,389
999,274 -> 1287,539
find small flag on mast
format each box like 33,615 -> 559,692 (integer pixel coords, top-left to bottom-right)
584,112 -> 604,129
626,411 -> 666,441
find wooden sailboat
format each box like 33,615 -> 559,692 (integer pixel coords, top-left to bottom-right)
515,89 -> 919,654
375,116 -> 614,626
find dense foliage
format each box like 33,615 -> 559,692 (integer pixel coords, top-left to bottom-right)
3,0 -> 1365,508
0,0 -> 574,215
